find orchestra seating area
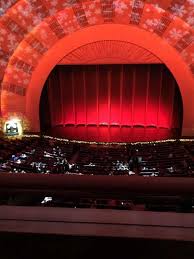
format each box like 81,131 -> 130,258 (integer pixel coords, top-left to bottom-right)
1,136 -> 194,178
0,136 -> 194,218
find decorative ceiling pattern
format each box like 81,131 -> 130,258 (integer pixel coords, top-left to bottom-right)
0,0 -> 193,98
58,40 -> 162,64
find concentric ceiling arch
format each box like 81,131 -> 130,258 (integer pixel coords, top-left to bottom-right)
0,0 -> 193,135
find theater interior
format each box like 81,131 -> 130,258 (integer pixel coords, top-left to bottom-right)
0,0 -> 194,258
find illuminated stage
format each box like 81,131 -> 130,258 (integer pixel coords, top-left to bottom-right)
40,64 -> 182,142
47,126 -> 179,143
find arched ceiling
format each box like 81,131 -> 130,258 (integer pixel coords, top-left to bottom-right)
0,0 -> 193,116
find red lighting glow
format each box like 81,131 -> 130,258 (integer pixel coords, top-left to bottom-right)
40,64 -> 182,142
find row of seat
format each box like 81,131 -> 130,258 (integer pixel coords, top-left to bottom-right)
1,136 -> 194,177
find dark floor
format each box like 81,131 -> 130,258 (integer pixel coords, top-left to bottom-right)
1,232 -> 194,259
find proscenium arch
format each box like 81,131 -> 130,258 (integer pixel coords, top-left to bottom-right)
0,2 -> 193,113
24,24 -> 194,135
1,24 -> 193,135
0,1 -> 193,134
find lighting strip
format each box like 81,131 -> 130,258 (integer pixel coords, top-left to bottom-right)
14,134 -> 194,146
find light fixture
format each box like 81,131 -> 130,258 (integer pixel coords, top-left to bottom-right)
4,118 -> 23,136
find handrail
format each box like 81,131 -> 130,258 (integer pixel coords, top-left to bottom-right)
0,173 -> 194,198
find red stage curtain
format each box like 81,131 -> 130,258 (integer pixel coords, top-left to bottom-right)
40,64 -> 182,135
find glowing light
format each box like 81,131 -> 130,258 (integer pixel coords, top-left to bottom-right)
4,118 -> 23,136
41,197 -> 52,204
22,134 -> 194,146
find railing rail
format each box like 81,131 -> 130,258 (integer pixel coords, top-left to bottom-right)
0,173 -> 194,199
